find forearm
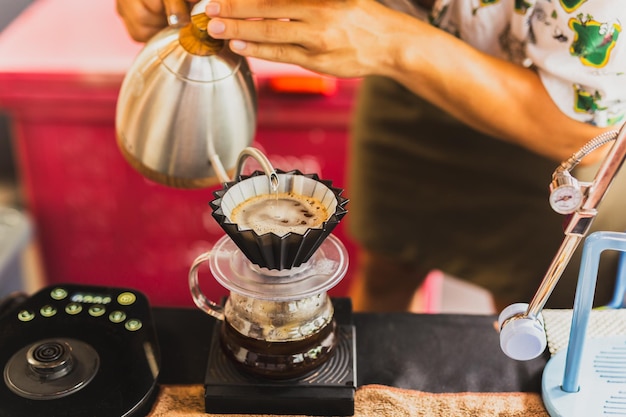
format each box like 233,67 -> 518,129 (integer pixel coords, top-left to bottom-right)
380,18 -> 612,164
203,0 -> 618,164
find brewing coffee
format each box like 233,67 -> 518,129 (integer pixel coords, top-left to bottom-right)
219,318 -> 337,379
230,192 -> 329,236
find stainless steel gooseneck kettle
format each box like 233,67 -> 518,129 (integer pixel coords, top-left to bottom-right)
115,0 -> 257,189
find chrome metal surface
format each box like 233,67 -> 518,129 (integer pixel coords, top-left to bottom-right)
556,129 -> 619,174
526,235 -> 583,320
115,5 -> 257,188
4,338 -> 99,400
525,125 -> 626,320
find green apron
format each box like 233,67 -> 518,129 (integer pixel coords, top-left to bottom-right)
347,76 -> 625,308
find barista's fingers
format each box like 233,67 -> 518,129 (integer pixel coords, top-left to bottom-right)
163,0 -> 191,26
208,18 -> 307,45
229,39 -> 322,70
116,0 -> 168,42
228,40 -> 308,67
206,0 -> 310,20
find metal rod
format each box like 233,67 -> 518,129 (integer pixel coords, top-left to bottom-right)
526,235 -> 583,319
525,124 -> 626,319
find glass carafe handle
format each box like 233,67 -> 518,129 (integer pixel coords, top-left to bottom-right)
189,251 -> 225,321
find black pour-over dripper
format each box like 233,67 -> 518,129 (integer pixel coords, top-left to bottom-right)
199,169 -> 356,416
210,170 -> 349,270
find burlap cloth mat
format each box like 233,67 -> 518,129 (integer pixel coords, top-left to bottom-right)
146,309 -> 626,416
148,384 -> 548,417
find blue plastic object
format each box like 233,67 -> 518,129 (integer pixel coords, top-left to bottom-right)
606,250 -> 626,308
542,231 -> 626,416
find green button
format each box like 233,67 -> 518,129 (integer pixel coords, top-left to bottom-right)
65,303 -> 83,315
109,310 -> 127,323
40,305 -> 57,317
125,319 -> 143,331
88,305 -> 106,317
50,288 -> 68,300
18,310 -> 35,322
117,292 -> 136,306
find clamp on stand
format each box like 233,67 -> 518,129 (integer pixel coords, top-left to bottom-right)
498,123 -> 626,361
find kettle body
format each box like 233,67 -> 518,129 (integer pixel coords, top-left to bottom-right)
115,25 -> 257,188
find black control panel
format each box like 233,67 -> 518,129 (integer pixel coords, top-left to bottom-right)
0,284 -> 160,417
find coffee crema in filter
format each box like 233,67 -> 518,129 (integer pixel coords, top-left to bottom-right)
230,192 -> 329,236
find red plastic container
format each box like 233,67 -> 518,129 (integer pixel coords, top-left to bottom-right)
0,0 -> 359,306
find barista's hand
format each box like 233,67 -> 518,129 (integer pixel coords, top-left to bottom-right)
117,0 -> 200,42
205,0 -> 412,78
204,0 -> 614,163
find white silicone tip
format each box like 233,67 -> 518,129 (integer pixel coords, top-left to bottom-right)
498,303 -> 547,361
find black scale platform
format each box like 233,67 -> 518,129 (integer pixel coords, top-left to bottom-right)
204,299 -> 357,416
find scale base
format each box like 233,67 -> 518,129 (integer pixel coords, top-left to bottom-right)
542,336 -> 626,416
204,299 -> 357,416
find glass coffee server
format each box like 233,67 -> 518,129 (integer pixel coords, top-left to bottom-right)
189,151 -> 356,415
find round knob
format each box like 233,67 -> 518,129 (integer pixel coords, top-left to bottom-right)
498,303 -> 547,361
27,340 -> 74,380
4,338 -> 100,400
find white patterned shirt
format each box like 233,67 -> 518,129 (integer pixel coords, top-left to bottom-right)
385,0 -> 626,127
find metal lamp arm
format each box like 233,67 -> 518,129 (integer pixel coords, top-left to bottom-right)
526,124 -> 626,319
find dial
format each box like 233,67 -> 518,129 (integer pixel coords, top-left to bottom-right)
549,184 -> 583,215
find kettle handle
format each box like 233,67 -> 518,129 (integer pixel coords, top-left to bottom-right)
189,251 -> 225,321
